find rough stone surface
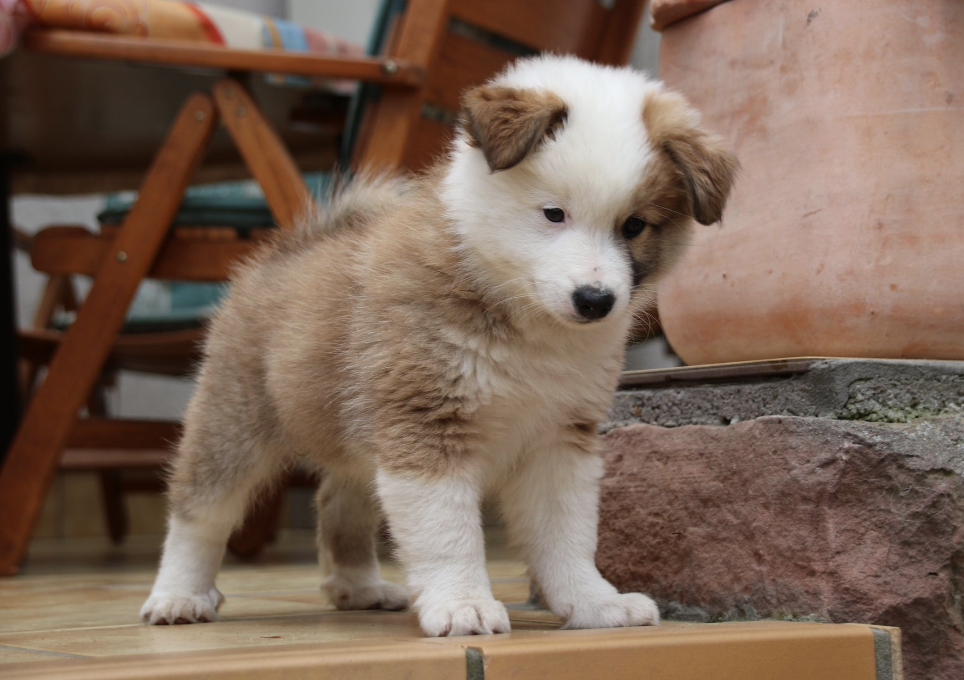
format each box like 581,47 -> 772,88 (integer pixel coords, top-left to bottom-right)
606,359 -> 964,430
597,414 -> 964,680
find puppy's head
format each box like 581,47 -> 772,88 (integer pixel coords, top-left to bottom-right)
443,56 -> 738,328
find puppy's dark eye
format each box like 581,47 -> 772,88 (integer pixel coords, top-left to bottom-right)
622,217 -> 647,239
543,207 -> 565,223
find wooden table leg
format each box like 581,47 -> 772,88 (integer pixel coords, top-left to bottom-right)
0,93 -> 218,575
213,79 -> 316,230
0,156 -> 18,467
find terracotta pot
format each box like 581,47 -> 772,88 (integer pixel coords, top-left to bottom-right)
649,0 -> 727,31
656,0 -> 964,364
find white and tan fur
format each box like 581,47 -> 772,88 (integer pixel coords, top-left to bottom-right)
141,55 -> 737,637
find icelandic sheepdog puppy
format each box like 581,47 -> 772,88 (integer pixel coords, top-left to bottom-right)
141,55 -> 737,637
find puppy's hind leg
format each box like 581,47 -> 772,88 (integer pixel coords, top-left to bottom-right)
141,424 -> 283,625
316,469 -> 410,611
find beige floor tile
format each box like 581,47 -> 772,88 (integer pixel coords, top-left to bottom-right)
0,587 -> 334,636
0,638 -> 469,680
444,623 -> 881,680
0,606 -> 558,659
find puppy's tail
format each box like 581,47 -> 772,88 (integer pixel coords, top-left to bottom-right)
284,171 -> 412,249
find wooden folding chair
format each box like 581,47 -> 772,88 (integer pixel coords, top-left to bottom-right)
0,0 -> 647,575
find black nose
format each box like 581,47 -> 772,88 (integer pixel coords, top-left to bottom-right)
572,286 -> 616,321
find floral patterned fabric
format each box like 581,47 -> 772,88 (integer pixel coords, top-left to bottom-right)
0,0 -> 362,68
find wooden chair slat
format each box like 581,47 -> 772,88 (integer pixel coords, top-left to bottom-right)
31,227 -> 265,281
449,0 -> 607,57
214,80 -> 317,231
20,327 -> 204,376
61,449 -> 175,470
426,31 -> 520,113
24,30 -> 424,85
67,418 -> 182,450
403,116 -> 458,173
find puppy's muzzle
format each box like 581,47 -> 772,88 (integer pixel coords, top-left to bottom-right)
572,285 -> 615,321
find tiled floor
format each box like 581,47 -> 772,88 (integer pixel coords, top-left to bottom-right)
0,531 -> 898,680
0,530 -> 557,661
1,530 -> 569,663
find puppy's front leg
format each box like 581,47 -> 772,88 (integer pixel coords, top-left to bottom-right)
500,442 -> 660,629
377,468 -> 510,636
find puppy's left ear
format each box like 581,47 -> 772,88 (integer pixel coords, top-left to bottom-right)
461,85 -> 568,172
643,90 -> 739,225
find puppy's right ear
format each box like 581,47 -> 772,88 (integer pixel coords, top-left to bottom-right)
461,86 -> 568,172
643,90 -> 739,226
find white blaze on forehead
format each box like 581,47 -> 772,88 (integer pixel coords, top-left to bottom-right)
493,55 -> 661,218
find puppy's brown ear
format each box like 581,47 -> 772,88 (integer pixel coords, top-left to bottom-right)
461,86 -> 568,172
643,90 -> 739,225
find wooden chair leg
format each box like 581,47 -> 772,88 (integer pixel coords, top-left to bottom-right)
228,486 -> 286,559
1,157 -> 19,465
0,93 -> 218,576
19,274 -> 74,401
213,80 -> 316,230
354,0 -> 449,172
99,469 -> 128,544
85,384 -> 128,545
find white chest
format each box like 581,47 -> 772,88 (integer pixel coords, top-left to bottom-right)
455,326 -> 621,456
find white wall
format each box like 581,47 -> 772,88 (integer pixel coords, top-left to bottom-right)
630,3 -> 661,75
289,0 -> 381,47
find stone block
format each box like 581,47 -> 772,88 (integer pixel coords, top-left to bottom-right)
598,360 -> 964,680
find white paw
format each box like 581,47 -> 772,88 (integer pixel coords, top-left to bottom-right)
140,588 -> 224,625
322,575 -> 410,611
418,598 -> 511,637
563,592 -> 660,630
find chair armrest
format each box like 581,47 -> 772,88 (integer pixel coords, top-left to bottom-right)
23,30 -> 424,87
12,227 -> 34,254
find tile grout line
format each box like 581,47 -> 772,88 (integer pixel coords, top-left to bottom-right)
0,643 -> 89,660
465,647 -> 485,680
871,627 -> 897,680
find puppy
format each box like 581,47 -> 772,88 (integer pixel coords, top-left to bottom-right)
141,55 -> 737,636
